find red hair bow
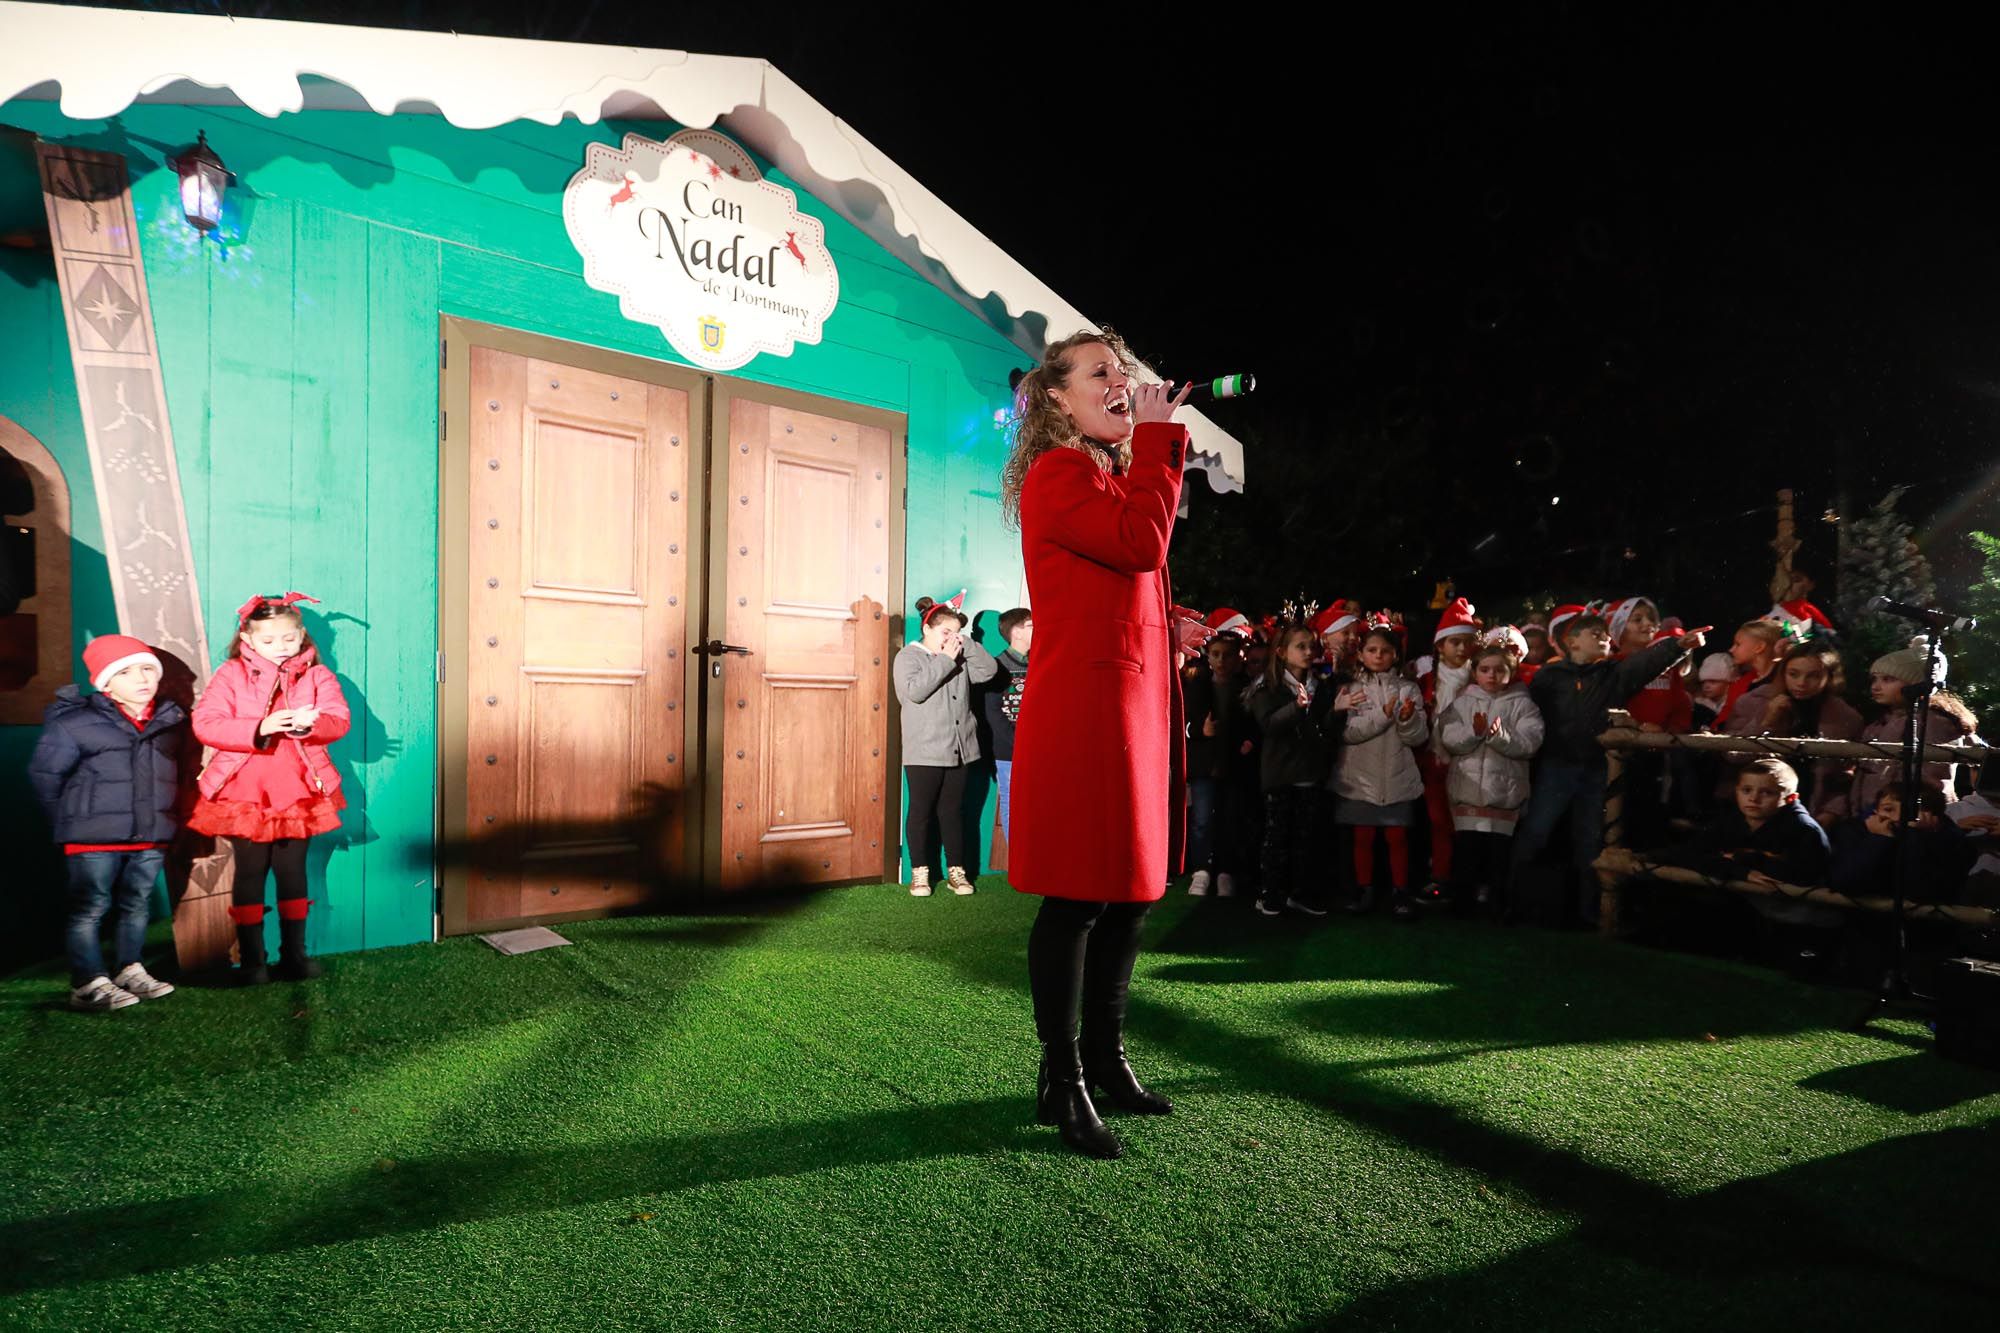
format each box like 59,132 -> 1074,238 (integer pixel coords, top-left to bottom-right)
236,591 -> 320,625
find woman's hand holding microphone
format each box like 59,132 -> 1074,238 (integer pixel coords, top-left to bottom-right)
1130,379 -> 1194,425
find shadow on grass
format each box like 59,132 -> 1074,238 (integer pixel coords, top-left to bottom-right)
1309,1120 -> 2000,1330
1796,1052 -> 2000,1115
0,1094 -> 1038,1295
1121,908 -> 2000,1326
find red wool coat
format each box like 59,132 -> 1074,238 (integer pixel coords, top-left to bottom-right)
1009,422 -> 1188,903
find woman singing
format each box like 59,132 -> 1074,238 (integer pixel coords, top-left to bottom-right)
1002,330 -> 1192,1159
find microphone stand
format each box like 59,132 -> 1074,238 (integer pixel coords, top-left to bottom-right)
1858,625 -> 1950,1029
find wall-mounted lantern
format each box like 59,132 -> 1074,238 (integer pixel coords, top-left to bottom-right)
171,131 -> 229,232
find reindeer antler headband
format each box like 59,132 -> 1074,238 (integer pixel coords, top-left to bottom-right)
236,591 -> 320,626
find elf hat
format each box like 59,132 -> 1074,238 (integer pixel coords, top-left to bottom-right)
1698,652 -> 1736,683
921,589 -> 968,627
1205,607 -> 1252,639
1434,596 -> 1480,643
84,634 -> 161,691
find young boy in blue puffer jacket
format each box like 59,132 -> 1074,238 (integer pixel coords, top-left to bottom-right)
27,635 -> 187,1011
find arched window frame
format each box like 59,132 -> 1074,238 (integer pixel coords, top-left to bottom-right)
0,415 -> 73,723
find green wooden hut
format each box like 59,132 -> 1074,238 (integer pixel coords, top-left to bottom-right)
0,1 -> 1247,965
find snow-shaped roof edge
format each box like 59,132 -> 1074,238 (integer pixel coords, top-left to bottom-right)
0,1 -> 1244,491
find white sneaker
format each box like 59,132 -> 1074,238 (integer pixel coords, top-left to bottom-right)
909,867 -> 933,897
69,976 -> 140,1012
1216,873 -> 1237,898
1188,870 -> 1212,896
112,963 -> 175,1000
945,867 -> 976,896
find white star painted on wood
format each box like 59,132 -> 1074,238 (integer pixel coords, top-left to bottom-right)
83,288 -> 129,328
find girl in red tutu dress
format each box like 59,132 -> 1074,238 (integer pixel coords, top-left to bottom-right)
189,593 -> 350,983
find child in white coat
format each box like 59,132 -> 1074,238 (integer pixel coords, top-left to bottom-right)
1334,623 -> 1429,919
1437,646 -> 1546,910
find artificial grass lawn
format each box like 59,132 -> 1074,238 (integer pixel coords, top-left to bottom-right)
3,882 -> 1998,1331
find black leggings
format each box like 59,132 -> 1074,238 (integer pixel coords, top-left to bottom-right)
905,764 -> 969,870
1261,786 -> 1328,905
1027,896 -> 1151,1045
229,836 -> 310,907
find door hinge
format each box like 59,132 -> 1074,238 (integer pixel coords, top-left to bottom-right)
440,338 -> 447,369
901,485 -> 907,511
439,410 -> 446,442
435,650 -> 445,684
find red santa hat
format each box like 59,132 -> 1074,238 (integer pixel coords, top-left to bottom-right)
920,588 -> 968,626
1205,606 -> 1251,639
1311,601 -> 1361,638
1433,596 -> 1479,643
84,634 -> 161,691
1546,603 -> 1588,639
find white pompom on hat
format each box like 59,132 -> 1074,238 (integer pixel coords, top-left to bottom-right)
83,634 -> 161,691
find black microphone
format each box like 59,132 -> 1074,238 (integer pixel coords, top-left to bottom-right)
1867,596 -> 1979,634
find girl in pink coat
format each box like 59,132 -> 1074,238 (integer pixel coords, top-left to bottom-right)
189,593 -> 351,983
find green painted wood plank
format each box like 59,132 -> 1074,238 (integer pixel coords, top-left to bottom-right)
287,204 -> 373,957
360,223 -> 440,951
198,196 -> 298,961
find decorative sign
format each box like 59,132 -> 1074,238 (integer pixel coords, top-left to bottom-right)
34,141 -> 209,675
564,131 -> 840,372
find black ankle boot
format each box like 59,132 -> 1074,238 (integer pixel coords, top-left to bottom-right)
1036,1041 -> 1122,1159
234,924 -> 270,987
276,915 -> 322,981
1083,1041 -> 1174,1116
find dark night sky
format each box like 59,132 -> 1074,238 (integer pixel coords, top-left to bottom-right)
91,2 -> 2000,619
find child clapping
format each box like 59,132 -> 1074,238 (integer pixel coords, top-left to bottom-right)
1437,646 -> 1545,910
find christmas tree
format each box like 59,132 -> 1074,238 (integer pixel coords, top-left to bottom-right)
1836,486 -> 1937,686
1952,530 -> 2000,720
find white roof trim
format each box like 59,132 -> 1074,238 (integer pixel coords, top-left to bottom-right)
0,1 -> 1245,491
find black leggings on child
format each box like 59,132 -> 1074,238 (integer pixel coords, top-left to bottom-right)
1261,786 -> 1328,906
229,836 -> 309,906
904,764 -> 969,871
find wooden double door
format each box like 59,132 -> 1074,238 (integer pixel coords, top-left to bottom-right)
440,324 -> 902,934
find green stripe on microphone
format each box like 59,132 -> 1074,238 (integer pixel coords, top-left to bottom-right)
1210,374 -> 1245,399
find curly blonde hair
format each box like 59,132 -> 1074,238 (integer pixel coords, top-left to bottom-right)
1000,328 -> 1137,530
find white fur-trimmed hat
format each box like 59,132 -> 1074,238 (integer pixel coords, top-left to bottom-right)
83,634 -> 161,691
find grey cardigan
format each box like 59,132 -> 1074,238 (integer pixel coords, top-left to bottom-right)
894,640 -> 999,767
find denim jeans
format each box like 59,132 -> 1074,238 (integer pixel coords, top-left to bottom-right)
1510,762 -> 1609,922
996,760 -> 1013,840
66,849 -> 163,987
1187,777 -> 1219,870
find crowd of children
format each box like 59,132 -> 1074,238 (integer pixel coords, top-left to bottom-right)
31,577 -> 1993,1011
1167,590 -> 1991,982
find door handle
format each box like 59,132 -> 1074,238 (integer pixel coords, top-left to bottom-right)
693,640 -> 753,656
